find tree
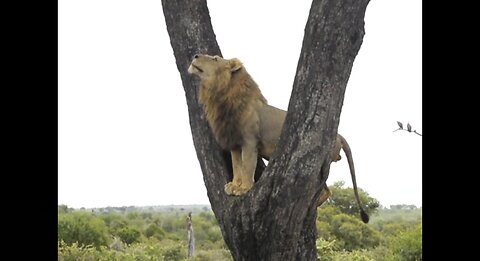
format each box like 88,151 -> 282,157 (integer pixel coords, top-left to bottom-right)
316,187 -> 381,252
390,223 -> 422,261
329,181 -> 379,217
58,204 -> 71,214
187,212 -> 195,257
58,212 -> 110,249
162,0 -> 370,260
145,223 -> 166,240
116,226 -> 141,245
329,213 -> 381,251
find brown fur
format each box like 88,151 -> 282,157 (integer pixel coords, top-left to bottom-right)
196,57 -> 266,150
188,54 -> 369,223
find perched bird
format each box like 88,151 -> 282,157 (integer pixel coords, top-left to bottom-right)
397,121 -> 403,129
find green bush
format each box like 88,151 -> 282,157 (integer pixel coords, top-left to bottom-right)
58,212 -> 110,249
163,243 -> 186,261
116,226 -> 141,245
316,238 -> 337,261
390,223 -> 422,261
145,223 -> 166,240
58,238 -> 188,261
316,220 -> 334,240
100,213 -> 128,235
366,245 -> 396,261
191,249 -> 233,261
205,225 -> 223,243
329,249 -> 374,261
328,181 -> 380,217
330,213 -> 381,251
58,240 -> 135,261
57,201 -> 421,260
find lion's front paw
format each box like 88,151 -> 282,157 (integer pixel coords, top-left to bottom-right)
233,185 -> 251,196
224,182 -> 252,196
224,182 -> 239,195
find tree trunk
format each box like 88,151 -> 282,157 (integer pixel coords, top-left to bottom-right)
162,0 -> 370,260
187,212 -> 195,257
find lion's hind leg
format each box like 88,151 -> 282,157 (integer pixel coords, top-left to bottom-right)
317,186 -> 332,207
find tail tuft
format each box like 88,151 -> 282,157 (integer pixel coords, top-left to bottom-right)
360,209 -> 369,223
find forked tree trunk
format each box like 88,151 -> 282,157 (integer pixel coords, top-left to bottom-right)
162,0 -> 369,260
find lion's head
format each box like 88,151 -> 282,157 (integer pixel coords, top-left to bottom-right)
188,54 -> 243,82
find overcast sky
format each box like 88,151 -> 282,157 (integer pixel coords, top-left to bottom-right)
58,0 -> 422,209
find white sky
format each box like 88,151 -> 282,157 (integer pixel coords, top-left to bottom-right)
58,0 -> 422,209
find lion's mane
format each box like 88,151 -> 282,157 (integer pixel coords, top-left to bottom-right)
198,66 -> 267,150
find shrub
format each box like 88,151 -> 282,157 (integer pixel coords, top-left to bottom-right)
316,238 -> 337,261
390,223 -> 422,261
330,213 -> 381,250
163,243 -> 186,261
58,212 -> 110,249
116,226 -> 141,245
145,223 -> 166,240
191,249 -> 233,261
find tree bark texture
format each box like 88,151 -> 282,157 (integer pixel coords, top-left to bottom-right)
162,0 -> 369,260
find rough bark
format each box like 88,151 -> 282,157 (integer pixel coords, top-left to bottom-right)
162,0 -> 369,260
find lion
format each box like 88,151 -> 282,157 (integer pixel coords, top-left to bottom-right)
188,54 -> 369,223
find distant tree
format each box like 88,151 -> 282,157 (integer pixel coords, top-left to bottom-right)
316,205 -> 341,240
58,204 -> 71,214
198,211 -> 215,223
145,223 -> 166,240
390,204 -> 417,210
390,223 -> 422,260
376,222 -> 412,237
163,244 -> 187,261
58,212 -> 110,249
126,211 -> 139,220
329,213 -> 381,251
316,195 -> 382,251
116,226 -> 141,245
328,181 -> 379,217
141,212 -> 153,220
101,214 -> 128,235
187,212 -> 195,257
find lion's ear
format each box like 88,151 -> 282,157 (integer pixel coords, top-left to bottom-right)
229,58 -> 243,72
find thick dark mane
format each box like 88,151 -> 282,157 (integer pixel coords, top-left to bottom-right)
199,68 -> 266,150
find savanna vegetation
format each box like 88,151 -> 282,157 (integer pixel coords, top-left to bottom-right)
58,182 -> 421,261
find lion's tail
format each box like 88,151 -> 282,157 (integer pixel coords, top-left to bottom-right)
339,134 -> 369,223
